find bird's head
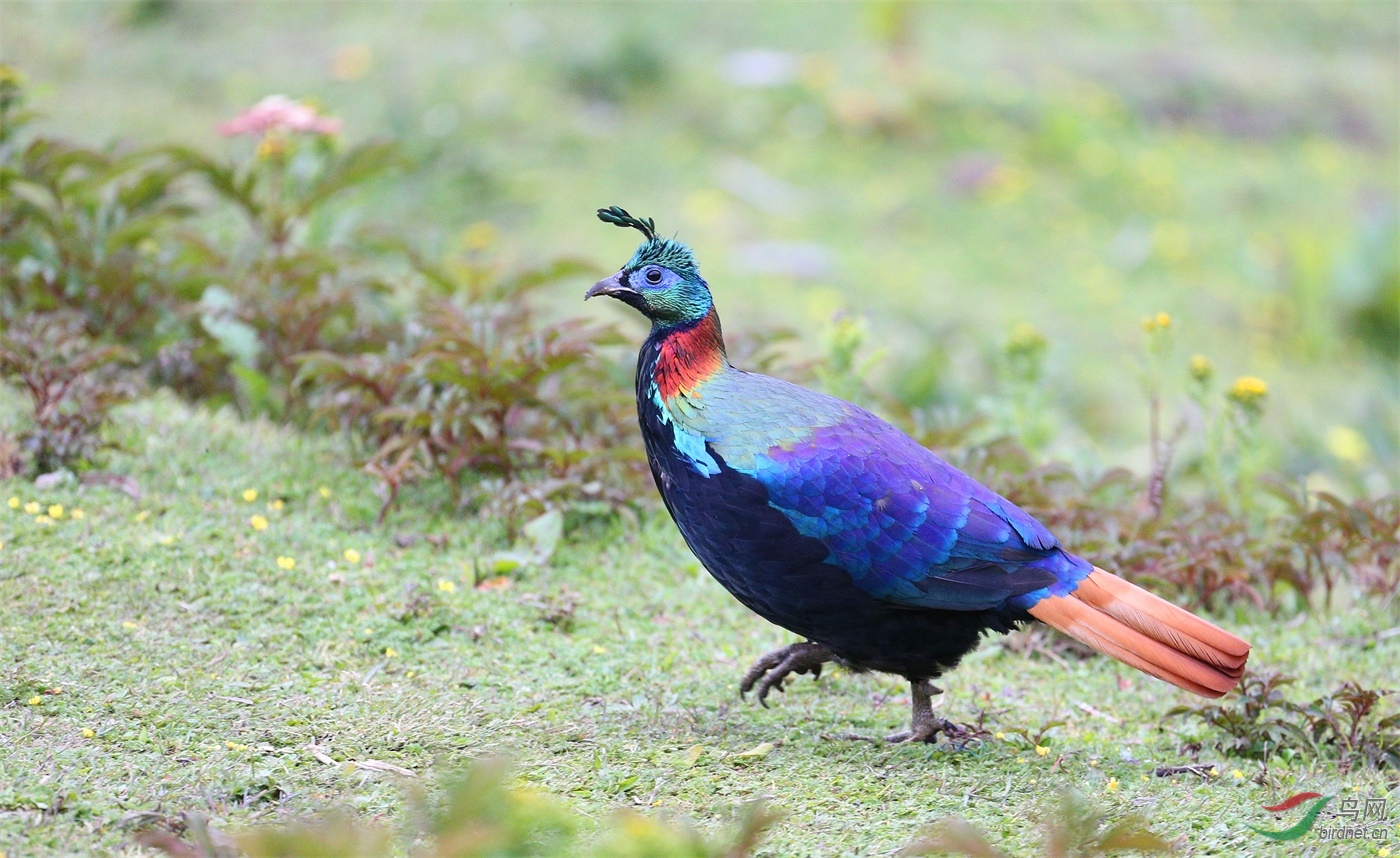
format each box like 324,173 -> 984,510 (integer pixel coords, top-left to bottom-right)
586,206 -> 712,328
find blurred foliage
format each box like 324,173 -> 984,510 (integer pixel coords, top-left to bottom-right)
1,62 -> 1395,583
2,72 -> 641,529
297,257 -> 645,528
0,311 -> 139,473
562,33 -> 670,106
1171,671 -> 1400,772
899,789 -> 1170,857
7,2 -> 1396,492
937,433 -> 1399,613
134,756 -> 780,858
157,121 -> 402,417
1335,207 -> 1400,362
0,72 -> 400,420
809,307 -> 1399,615
0,81 -> 197,356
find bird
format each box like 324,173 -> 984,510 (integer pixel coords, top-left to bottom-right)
585,206 -> 1249,742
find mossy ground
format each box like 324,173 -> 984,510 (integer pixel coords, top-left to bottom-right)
1,393 -> 1394,856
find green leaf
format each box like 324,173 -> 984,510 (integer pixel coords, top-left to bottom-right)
521,509 -> 563,559
296,139 -> 400,215
732,742 -> 774,758
231,364 -> 276,418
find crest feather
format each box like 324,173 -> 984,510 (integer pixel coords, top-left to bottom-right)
597,206 -> 656,241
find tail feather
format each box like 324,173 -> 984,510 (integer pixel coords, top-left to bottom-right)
1076,568 -> 1249,673
1028,568 -> 1250,698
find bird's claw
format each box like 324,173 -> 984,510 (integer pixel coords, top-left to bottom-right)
738,642 -> 834,707
884,718 -> 953,744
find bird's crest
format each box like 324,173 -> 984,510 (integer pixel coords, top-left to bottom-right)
597,206 -> 656,241
597,205 -> 700,281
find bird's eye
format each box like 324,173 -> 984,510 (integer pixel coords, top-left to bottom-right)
644,267 -> 663,285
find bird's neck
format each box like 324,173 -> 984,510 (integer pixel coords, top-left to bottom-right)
644,308 -> 730,403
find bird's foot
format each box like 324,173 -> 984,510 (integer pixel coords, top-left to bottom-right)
885,678 -> 951,744
884,722 -> 949,744
739,642 -> 834,707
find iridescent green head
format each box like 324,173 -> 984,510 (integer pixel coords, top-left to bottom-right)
585,206 -> 713,327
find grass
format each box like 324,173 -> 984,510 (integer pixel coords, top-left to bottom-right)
1,390 -> 1396,856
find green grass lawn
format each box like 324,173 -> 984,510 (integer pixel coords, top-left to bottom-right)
2,392 -> 1395,856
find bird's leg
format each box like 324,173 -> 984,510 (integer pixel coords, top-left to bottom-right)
885,678 -> 950,743
738,641 -> 833,707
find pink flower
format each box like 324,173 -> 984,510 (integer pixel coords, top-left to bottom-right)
217,94 -> 342,137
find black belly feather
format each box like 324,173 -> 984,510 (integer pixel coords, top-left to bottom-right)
647,430 -> 1024,680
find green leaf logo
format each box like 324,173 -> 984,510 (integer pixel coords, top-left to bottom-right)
1249,792 -> 1334,841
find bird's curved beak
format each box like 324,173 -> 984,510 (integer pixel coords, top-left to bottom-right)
585,271 -> 633,301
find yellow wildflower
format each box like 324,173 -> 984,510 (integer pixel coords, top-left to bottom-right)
343,548 -> 361,564
1379,847 -> 1390,858
593,645 -> 608,654
122,621 -> 138,630
1231,769 -> 1245,779
27,696 -> 41,706
1231,376 -> 1267,396
269,499 -> 284,511
135,510 -> 149,522
35,515 -> 52,525
250,515 -> 269,531
1227,376 -> 1268,411
276,556 -> 296,570
1188,354 -> 1213,382
0,541 -> 4,551
437,578 -> 456,593
71,509 -> 85,520
994,731 -> 1005,740
1035,745 -> 1050,757
1208,767 -> 1220,778
48,504 -> 63,519
406,670 -> 415,679
24,501 -> 39,514
1142,311 -> 1172,333
1106,777 -> 1119,791
82,728 -> 95,738
242,489 -> 258,502
318,486 -> 332,499
226,741 -> 247,751
384,647 -> 398,658
7,496 -> 18,509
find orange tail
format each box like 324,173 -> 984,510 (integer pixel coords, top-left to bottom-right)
1027,567 -> 1250,698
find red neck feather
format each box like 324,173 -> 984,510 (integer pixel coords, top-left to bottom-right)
654,309 -> 727,401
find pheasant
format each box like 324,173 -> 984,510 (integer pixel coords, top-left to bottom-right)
586,206 -> 1249,742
